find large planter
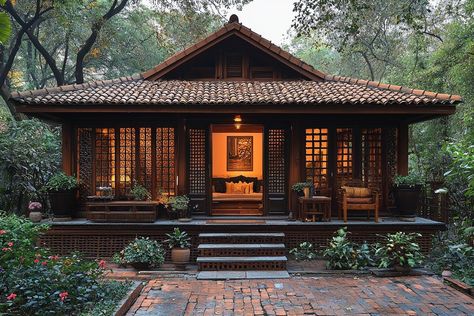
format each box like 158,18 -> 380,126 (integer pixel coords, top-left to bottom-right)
171,248 -> 190,263
29,211 -> 42,223
393,185 -> 423,218
49,190 -> 76,219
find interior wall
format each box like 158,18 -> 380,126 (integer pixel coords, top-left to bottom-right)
212,132 -> 263,178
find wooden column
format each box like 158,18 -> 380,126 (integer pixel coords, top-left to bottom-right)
397,123 -> 409,176
176,118 -> 187,195
288,122 -> 302,213
61,122 -> 74,176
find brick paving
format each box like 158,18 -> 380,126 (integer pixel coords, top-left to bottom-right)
126,275 -> 474,315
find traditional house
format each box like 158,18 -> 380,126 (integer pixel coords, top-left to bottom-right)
10,16 -> 459,268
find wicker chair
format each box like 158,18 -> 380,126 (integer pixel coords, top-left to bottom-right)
338,180 -> 379,223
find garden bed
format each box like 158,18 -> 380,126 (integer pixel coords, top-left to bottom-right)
112,281 -> 145,316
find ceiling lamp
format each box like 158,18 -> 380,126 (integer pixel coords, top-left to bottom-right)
234,115 -> 242,129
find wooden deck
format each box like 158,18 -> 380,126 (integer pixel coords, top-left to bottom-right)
39,217 -> 444,261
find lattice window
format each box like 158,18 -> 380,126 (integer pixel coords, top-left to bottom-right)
362,128 -> 383,191
336,128 -> 353,184
305,128 -> 329,190
117,128 -> 136,195
156,128 -> 176,196
77,128 -> 93,199
138,128 -> 153,193
95,128 -> 115,193
188,129 -> 207,194
268,129 -> 286,194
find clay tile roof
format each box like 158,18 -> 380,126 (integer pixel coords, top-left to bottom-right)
10,77 -> 462,106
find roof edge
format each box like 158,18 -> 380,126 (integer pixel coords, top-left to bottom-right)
324,74 -> 462,103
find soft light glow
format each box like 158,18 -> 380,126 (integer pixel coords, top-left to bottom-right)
234,115 -> 242,123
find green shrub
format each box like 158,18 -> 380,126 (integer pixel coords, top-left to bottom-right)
115,237 -> 165,267
0,212 -> 123,315
393,174 -> 424,187
44,172 -> 79,192
167,195 -> 190,211
291,182 -> 312,193
129,183 -> 151,201
322,227 -> 371,269
289,242 -> 317,261
375,232 -> 424,269
165,228 -> 191,249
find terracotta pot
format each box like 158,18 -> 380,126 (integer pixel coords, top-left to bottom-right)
303,187 -> 310,198
171,248 -> 190,263
29,211 -> 42,223
130,262 -> 151,270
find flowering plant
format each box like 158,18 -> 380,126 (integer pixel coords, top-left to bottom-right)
28,201 -> 42,212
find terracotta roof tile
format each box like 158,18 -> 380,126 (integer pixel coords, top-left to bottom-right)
11,78 -> 460,106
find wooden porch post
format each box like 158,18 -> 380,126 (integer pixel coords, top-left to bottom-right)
397,123 -> 409,176
176,118 -> 187,195
61,122 -> 74,176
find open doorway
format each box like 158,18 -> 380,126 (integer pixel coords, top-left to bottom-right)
211,124 -> 264,215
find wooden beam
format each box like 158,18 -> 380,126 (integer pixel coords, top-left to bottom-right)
397,124 -> 409,176
61,122 -> 73,176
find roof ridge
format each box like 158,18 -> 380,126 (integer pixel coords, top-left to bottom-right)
10,74 -> 143,98
324,74 -> 462,102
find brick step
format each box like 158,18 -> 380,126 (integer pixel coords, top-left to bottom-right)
198,243 -> 286,257
197,256 -> 287,271
199,232 -> 285,244
197,270 -> 290,280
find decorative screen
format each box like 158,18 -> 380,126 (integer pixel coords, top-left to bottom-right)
77,128 -> 93,199
336,128 -> 353,184
138,128 -> 153,193
95,128 -> 115,193
305,128 -> 329,190
118,128 -> 136,195
188,128 -> 207,195
156,128 -> 176,196
361,128 -> 383,191
267,129 -> 286,194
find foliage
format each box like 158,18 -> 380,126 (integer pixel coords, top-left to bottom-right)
44,172 -> 79,192
375,232 -> 424,268
129,183 -> 151,201
79,280 -> 131,316
428,220 -> 474,286
291,182 -> 312,193
167,195 -> 190,211
0,117 -> 61,214
0,9 -> 11,45
289,242 -> 317,261
444,141 -> 474,199
115,237 -> 165,267
0,212 -> 124,315
164,228 -> 191,249
322,227 -> 373,270
393,174 -> 424,187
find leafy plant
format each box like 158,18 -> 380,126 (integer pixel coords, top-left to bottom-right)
115,237 -> 165,267
291,182 -> 312,193
323,227 -> 364,269
129,183 -> 151,201
393,174 -> 424,187
289,242 -> 317,261
44,172 -> 78,192
375,232 -> 424,269
167,195 -> 190,212
164,228 -> 191,249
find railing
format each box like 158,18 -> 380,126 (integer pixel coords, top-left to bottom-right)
419,187 -> 450,223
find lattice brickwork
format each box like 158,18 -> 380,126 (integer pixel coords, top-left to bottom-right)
267,129 -> 286,194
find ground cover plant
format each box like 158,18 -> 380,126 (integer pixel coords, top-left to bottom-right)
0,212 -> 129,315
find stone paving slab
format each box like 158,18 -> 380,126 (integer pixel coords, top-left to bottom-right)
126,275 -> 474,315
197,270 -> 290,280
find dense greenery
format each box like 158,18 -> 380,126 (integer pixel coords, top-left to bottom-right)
165,228 -> 191,249
289,242 -> 317,261
375,232 -> 424,269
114,237 -> 165,268
0,212 -> 129,315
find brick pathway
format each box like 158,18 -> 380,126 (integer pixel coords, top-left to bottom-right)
126,275 -> 474,315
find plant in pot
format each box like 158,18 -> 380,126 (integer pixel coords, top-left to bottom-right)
28,201 -> 43,223
392,174 -> 424,220
44,172 -> 79,220
167,195 -> 191,221
129,183 -> 151,201
114,237 -> 165,270
164,228 -> 191,265
375,232 -> 423,273
292,182 -> 313,198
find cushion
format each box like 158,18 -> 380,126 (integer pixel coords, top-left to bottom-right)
347,197 -> 373,204
214,179 -> 226,193
248,182 -> 254,194
225,182 -> 233,193
232,181 -> 246,194
229,175 -> 259,192
342,186 -> 371,198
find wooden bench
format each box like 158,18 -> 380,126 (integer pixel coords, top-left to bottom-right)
86,200 -> 158,223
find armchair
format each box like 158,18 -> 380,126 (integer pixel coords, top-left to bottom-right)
338,181 -> 379,223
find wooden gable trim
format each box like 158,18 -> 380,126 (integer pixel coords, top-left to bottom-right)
142,22 -> 325,81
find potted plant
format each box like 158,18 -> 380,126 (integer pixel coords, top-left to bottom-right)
393,174 -> 424,220
375,232 -> 423,273
165,228 -> 191,264
114,237 -> 165,270
44,172 -> 79,220
129,183 -> 151,201
167,195 -> 191,221
292,182 -> 313,198
28,201 -> 43,223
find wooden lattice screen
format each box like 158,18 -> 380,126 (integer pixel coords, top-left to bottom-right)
336,128 -> 353,186
137,128 -> 152,193
361,128 -> 383,191
77,128 -> 93,200
156,128 -> 176,196
118,128 -> 136,195
265,128 -> 288,214
95,128 -> 115,194
187,128 -> 208,214
305,128 -> 329,190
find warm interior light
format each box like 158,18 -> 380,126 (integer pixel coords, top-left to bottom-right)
235,123 -> 241,130
234,115 -> 242,123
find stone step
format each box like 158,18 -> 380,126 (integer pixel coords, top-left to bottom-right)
197,270 -> 290,280
198,243 -> 286,257
197,256 -> 287,271
199,232 -> 285,244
